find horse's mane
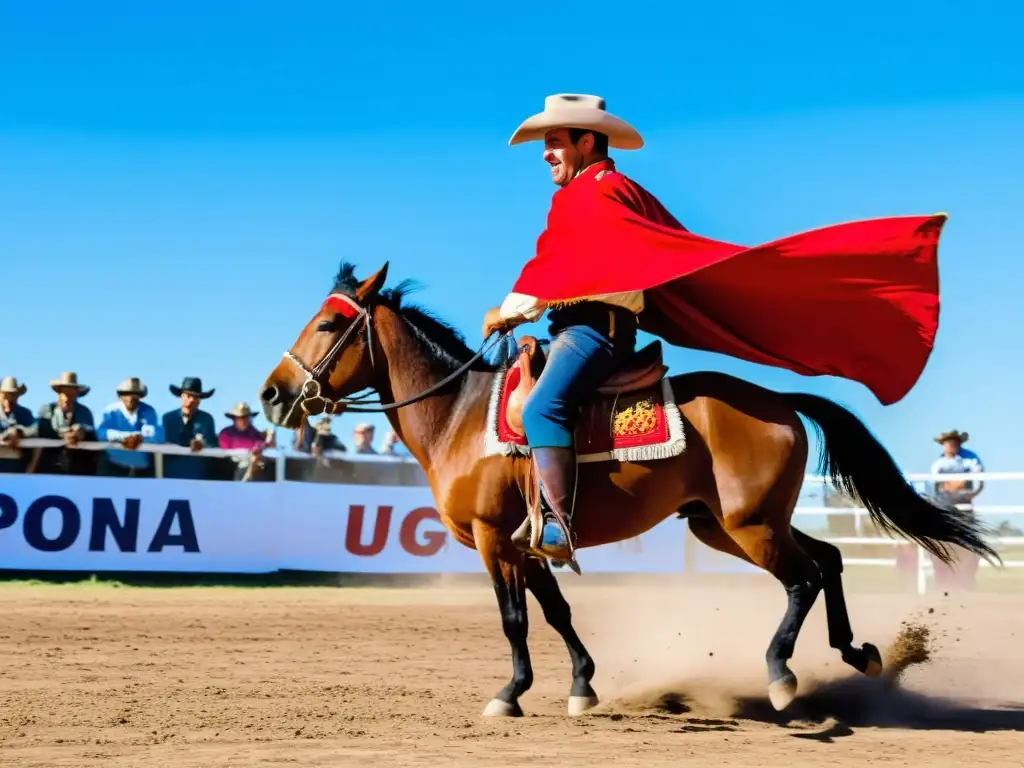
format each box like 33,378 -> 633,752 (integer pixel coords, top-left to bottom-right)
332,262 -> 502,372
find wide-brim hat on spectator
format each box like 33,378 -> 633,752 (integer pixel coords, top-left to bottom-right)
50,371 -> 90,396
0,376 -> 27,396
170,376 -> 215,399
935,429 -> 969,444
225,401 -> 257,419
508,94 -> 644,150
116,377 -> 148,397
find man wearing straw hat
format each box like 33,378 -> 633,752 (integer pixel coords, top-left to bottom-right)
96,377 -> 164,477
37,371 -> 97,475
929,429 -> 984,590
931,429 -> 984,502
218,401 -> 275,481
0,376 -> 37,473
484,93 -> 948,568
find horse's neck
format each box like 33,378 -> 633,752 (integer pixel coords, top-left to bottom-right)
374,309 -> 488,470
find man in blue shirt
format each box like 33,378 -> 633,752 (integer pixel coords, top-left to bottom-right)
96,377 -> 164,477
930,429 -> 984,506
929,429 -> 984,591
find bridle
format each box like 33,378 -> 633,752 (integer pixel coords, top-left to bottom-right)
279,291 -> 506,421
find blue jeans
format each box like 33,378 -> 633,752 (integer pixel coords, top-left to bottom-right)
521,312 -> 635,449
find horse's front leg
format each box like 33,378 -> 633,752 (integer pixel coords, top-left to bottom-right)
523,557 -> 598,715
473,520 -> 533,717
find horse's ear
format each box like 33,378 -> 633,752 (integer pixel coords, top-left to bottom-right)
356,262 -> 389,301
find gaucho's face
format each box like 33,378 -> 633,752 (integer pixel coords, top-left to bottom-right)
542,128 -> 593,187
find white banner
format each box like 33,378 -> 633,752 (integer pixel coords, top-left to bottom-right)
0,474 -> 278,572
0,475 -> 689,574
274,482 -> 482,573
274,481 -> 687,574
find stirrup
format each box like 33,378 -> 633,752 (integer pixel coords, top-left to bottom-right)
511,514 -> 582,575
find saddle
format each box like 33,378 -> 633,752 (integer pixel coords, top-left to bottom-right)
505,336 -> 668,437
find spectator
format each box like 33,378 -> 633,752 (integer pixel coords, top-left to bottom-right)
381,430 -> 409,457
353,422 -> 377,454
219,401 -> 275,481
294,416 -> 346,456
96,377 -> 163,478
929,429 -> 984,592
0,376 -> 37,473
36,371 -> 97,476
313,416 -> 344,455
931,429 -> 984,504
290,416 -> 346,482
293,421 -> 314,454
162,376 -> 219,480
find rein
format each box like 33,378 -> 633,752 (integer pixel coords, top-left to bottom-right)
280,293 -> 508,419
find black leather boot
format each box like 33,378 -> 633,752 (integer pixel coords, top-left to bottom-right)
529,446 -> 579,570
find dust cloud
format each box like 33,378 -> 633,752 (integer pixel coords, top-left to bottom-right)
557,575 -> 1024,727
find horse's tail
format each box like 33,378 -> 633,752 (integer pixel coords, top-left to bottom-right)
785,392 -> 1000,566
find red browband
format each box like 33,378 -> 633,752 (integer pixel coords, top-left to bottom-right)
323,293 -> 361,319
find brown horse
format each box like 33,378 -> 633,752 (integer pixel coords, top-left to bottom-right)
259,262 -> 998,717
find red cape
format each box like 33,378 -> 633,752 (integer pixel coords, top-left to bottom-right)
511,160 -> 944,405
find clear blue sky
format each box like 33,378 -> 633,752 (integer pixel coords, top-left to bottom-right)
1,2 -> 1022,481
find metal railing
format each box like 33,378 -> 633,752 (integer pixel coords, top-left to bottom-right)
7,437 -> 419,481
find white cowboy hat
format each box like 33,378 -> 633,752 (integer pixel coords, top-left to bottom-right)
0,376 -> 26,397
508,94 -> 643,150
50,371 -> 90,396
115,377 -> 148,397
225,401 -> 258,419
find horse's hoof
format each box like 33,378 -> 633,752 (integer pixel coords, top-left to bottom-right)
842,642 -> 884,677
567,695 -> 599,716
482,698 -> 523,717
768,674 -> 798,712
861,642 -> 883,677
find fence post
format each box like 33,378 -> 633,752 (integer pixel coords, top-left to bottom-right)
275,452 -> 286,483
916,544 -> 928,595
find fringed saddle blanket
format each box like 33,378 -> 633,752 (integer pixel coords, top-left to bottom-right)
482,364 -> 686,464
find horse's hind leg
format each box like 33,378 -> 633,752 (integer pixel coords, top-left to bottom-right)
690,494 -> 821,710
792,527 -> 883,678
724,522 -> 823,711
523,557 -> 598,716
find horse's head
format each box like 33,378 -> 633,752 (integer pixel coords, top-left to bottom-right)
261,263 -> 389,429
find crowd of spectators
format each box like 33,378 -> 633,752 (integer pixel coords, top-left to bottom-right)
4,371 -> 1014,589
0,371 -> 420,485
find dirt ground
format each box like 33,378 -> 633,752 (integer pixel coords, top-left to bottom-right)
1,575 -> 1023,767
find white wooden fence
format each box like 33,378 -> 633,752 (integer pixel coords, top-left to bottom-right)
797,471 -> 1024,594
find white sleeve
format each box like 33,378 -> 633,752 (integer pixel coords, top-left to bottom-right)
499,292 -> 547,322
